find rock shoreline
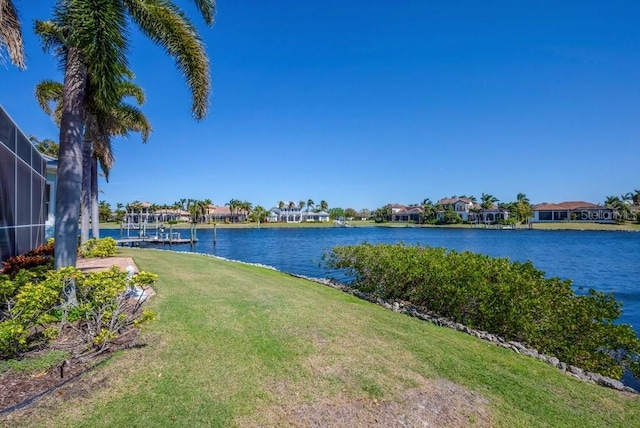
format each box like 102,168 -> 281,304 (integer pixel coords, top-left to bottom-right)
292,273 -> 638,395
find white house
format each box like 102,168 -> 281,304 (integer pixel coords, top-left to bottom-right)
269,205 -> 331,222
437,198 -> 509,223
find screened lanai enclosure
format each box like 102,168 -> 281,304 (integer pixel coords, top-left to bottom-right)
0,106 -> 48,262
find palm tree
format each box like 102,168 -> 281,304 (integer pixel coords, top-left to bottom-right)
249,205 -> 268,224
29,136 -> 60,158
115,202 -> 125,223
188,199 -> 208,224
605,195 -> 630,221
35,78 -> 151,243
516,193 -> 529,204
319,200 -> 328,212
226,199 -> 240,222
420,198 -> 435,223
513,193 -> 532,224
0,0 -> 24,69
306,199 -> 314,212
632,190 -> 640,206
241,201 -> 253,222
604,195 -> 621,207
36,0 -> 214,284
480,193 -> 498,223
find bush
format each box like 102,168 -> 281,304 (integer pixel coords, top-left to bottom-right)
80,237 -> 117,258
324,243 -> 640,379
0,263 -> 158,359
2,241 -> 55,278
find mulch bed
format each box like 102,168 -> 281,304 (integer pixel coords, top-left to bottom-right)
1,257 -> 149,415
0,315 -> 145,414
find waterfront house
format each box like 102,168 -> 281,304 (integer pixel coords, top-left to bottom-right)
269,206 -> 331,223
436,198 -> 509,223
388,204 -> 424,222
531,201 -> 617,223
155,208 -> 190,223
437,198 -> 475,221
207,205 -> 240,223
304,210 -> 330,222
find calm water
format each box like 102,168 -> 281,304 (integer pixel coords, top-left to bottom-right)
105,226 -> 640,331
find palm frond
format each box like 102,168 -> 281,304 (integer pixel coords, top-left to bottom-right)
94,133 -> 115,181
0,0 -> 25,69
116,80 -> 146,105
34,80 -> 64,118
61,0 -> 129,110
190,0 -> 216,25
125,0 -> 210,119
106,103 -> 152,142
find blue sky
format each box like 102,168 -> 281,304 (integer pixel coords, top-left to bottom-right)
3,1 -> 640,211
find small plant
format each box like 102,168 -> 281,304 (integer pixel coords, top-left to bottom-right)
80,237 -> 117,258
0,320 -> 28,358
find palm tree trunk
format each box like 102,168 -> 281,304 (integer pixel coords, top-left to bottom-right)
91,155 -> 100,239
80,131 -> 92,244
54,46 -> 87,305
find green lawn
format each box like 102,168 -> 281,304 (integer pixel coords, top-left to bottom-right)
5,249 -> 638,427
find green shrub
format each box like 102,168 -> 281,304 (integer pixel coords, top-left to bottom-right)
80,237 -> 117,258
0,263 -> 158,359
324,243 -> 640,379
0,320 -> 28,358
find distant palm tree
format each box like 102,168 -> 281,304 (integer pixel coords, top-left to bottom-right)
480,193 -> 498,223
307,199 -> 315,212
0,0 -> 24,69
420,199 -> 436,223
189,200 -> 208,223
516,193 -> 529,204
250,205 -> 268,224
319,200 -> 329,212
605,195 -> 621,207
242,201 -> 253,221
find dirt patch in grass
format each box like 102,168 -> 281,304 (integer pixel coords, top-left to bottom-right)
239,378 -> 492,427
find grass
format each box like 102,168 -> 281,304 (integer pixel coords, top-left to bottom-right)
4,249 -> 638,427
0,350 -> 71,374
